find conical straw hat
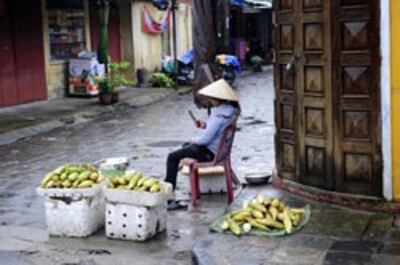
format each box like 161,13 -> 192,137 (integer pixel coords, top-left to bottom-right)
198,79 -> 238,102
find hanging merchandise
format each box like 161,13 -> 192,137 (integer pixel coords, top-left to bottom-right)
153,0 -> 169,11
141,5 -> 171,34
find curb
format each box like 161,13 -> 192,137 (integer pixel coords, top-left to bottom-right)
0,88 -> 184,146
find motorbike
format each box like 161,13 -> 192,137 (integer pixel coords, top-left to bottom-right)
162,49 -> 195,85
213,54 -> 241,86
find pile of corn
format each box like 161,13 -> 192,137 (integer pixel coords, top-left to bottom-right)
220,194 -> 305,236
107,171 -> 163,193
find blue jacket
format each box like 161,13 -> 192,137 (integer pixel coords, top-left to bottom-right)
195,104 -> 238,154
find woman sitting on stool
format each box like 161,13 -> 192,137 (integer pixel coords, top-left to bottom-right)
165,79 -> 240,210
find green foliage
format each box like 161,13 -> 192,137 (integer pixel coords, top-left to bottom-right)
99,61 -> 136,93
151,73 -> 175,88
96,0 -> 110,64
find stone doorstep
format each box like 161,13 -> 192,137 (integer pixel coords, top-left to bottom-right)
272,175 -> 400,214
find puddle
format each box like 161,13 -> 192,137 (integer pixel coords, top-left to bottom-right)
0,192 -> 16,199
77,249 -> 111,256
244,120 -> 267,126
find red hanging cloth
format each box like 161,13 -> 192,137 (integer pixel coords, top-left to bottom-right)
141,5 -> 171,35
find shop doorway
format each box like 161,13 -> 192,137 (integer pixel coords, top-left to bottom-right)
229,6 -> 273,65
274,0 -> 382,197
0,0 -> 47,107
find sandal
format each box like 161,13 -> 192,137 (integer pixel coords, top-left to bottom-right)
167,200 -> 188,211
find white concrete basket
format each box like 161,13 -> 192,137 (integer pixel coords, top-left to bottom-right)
36,184 -> 103,199
105,203 -> 167,241
37,185 -> 105,237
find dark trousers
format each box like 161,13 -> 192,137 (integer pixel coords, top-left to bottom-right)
165,144 -> 214,189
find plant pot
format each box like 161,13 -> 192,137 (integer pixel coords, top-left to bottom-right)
111,92 -> 119,103
99,92 -> 114,105
136,68 -> 149,85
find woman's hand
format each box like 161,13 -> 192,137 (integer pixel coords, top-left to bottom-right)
195,120 -> 206,129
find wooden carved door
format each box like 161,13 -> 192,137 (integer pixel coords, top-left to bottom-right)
274,0 -> 381,197
332,0 -> 381,196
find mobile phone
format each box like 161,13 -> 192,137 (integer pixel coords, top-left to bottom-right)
188,110 -> 197,123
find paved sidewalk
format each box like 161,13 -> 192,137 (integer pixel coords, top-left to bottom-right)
192,186 -> 400,265
0,87 -> 190,146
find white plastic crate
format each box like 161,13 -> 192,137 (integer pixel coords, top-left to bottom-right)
181,165 -> 227,194
37,186 -> 105,237
105,203 -> 166,241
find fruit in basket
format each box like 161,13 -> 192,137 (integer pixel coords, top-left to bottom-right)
62,180 -> 72,188
136,177 -> 147,188
149,183 -> 161,192
68,172 -> 79,182
60,173 -> 68,181
118,177 -> 128,186
40,163 -> 103,189
107,172 -> 164,193
144,178 -> 158,188
77,171 -> 91,182
220,194 -> 307,236
90,172 -> 99,181
78,180 -> 94,188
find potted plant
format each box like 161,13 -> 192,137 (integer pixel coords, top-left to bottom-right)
99,61 -> 135,105
98,78 -> 114,105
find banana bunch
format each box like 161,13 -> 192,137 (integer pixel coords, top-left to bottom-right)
40,164 -> 103,189
107,171 -> 163,193
220,194 -> 305,236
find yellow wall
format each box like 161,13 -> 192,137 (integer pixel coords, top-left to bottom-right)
392,1 -> 400,200
132,1 -> 193,72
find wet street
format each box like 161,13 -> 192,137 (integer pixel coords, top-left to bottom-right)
2,68 -> 399,265
0,69 -> 275,264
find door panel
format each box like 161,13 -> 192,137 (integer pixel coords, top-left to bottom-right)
12,0 -> 46,103
0,0 -> 46,107
274,0 -> 297,182
0,0 -> 18,107
332,1 -> 381,196
274,0 -> 381,196
298,1 -> 333,189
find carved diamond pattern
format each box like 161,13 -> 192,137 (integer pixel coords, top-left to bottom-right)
306,147 -> 325,175
281,64 -> 294,91
305,24 -> 323,50
344,111 -> 370,139
282,104 -> 294,130
306,108 -> 324,136
305,67 -> 323,93
282,143 -> 295,170
343,67 -> 369,96
342,22 -> 368,50
345,154 -> 372,182
281,25 -> 293,50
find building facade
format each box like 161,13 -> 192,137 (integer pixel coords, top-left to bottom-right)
0,0 -> 192,107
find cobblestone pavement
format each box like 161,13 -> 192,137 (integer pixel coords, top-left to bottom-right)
1,68 -> 399,265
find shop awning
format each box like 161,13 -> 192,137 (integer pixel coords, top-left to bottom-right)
230,0 -> 272,9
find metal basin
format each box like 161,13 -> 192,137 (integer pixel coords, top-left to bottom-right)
244,172 -> 271,185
